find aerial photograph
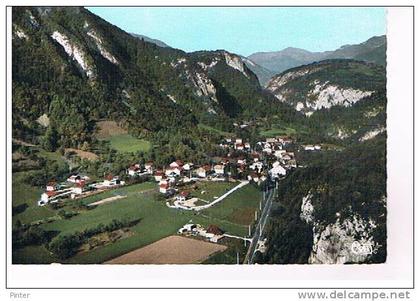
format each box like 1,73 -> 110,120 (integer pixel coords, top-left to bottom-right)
11,6 -> 387,265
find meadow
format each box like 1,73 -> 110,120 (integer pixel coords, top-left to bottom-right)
13,181 -> 260,264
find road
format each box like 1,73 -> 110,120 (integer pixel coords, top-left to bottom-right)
243,179 -> 277,264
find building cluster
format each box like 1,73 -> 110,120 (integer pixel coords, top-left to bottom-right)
38,174 -> 125,206
178,223 -> 225,243
38,135 -> 301,208
123,135 -> 298,203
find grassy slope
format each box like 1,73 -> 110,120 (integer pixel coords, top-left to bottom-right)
201,184 -> 261,226
107,134 -> 152,153
189,181 -> 237,202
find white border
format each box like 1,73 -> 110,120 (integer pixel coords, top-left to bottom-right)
3,4 -> 414,289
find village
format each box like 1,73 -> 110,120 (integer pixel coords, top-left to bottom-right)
35,135 -> 322,253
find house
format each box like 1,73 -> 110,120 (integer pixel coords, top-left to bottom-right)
314,145 -> 322,150
251,153 -> 260,162
225,138 -> 232,143
270,165 -> 287,178
67,174 -> 89,183
183,163 -> 194,171
170,160 -> 184,169
159,183 -> 170,194
266,137 -> 277,143
178,223 -> 197,234
282,154 -> 292,161
103,175 -> 125,187
288,159 -> 297,168
39,191 -> 57,206
46,181 -> 56,192
235,138 -> 243,144
205,225 -> 224,242
304,145 -> 315,151
144,162 -> 154,174
274,149 -> 286,158
244,142 -> 251,149
127,164 -> 142,176
263,146 -> 272,154
175,191 -> 190,202
154,170 -> 164,182
235,143 -> 244,150
248,172 -> 261,183
71,181 -> 85,197
165,166 -> 181,177
213,164 -> 225,175
237,157 -> 246,165
277,136 -> 293,145
220,158 -> 230,165
250,162 -> 263,172
196,165 -> 211,178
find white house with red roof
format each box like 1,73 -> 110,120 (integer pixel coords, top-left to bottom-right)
154,170 -> 164,182
127,163 -> 142,176
144,162 -> 154,174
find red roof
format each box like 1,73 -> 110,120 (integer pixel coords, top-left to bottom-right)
46,191 -> 57,197
159,183 -> 169,189
206,225 -> 224,235
76,180 -> 85,187
180,191 -> 189,197
105,174 -> 113,181
155,170 -> 164,176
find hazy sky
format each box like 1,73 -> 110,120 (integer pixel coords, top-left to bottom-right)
87,7 -> 386,56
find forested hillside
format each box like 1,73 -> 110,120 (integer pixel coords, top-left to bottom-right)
13,6 -> 302,154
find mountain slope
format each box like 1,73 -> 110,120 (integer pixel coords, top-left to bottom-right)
248,35 -> 386,76
12,6 -> 300,149
130,33 -> 170,48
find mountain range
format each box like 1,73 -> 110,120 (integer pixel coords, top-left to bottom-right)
248,35 -> 386,85
12,6 -> 387,265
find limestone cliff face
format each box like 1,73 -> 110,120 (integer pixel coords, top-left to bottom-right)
300,192 -> 383,264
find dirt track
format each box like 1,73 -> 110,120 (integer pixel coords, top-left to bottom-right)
105,235 -> 227,264
88,195 -> 127,207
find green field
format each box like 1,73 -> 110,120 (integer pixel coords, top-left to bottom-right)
198,124 -> 232,137
260,126 -> 297,137
202,184 -> 261,226
106,134 -> 152,153
13,181 -> 257,264
189,181 -> 237,202
12,172 -> 56,225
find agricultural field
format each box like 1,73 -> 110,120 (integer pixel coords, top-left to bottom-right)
260,126 -> 297,137
189,181 -> 237,203
198,124 -> 232,137
107,134 -> 152,153
13,181 -> 258,264
106,235 -> 227,264
96,120 -> 152,153
201,184 -> 262,226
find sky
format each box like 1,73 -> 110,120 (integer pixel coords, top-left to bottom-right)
87,7 -> 386,57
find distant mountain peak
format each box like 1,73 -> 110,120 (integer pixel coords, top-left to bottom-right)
130,33 -> 170,48
248,35 -> 387,79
